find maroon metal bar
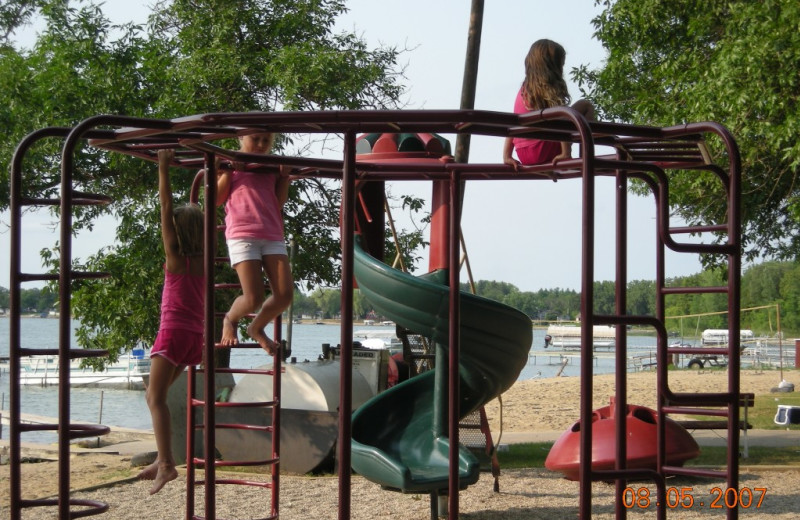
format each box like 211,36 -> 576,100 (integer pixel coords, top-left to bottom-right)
9,130 -> 37,517
447,168 -> 462,519
203,152 -> 218,520
613,166 -> 629,520
57,121 -> 90,519
186,365 -> 196,520
186,158 -> 204,520
58,128 -> 77,518
571,107 -> 597,520
186,148 -> 283,518
653,168 -> 671,520
723,121 -> 744,520
655,122 -> 742,519
337,130 -> 357,520
652,174 -> 669,520
181,108 -> 521,132
271,316 -> 282,518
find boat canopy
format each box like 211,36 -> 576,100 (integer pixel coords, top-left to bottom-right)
546,325 -> 616,338
701,329 -> 754,345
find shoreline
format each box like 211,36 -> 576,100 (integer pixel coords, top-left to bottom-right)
3,369 -> 796,458
4,368 -> 796,437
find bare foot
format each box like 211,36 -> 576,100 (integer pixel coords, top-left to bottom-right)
149,465 -> 178,495
246,323 -> 277,356
221,315 -> 238,346
137,460 -> 159,480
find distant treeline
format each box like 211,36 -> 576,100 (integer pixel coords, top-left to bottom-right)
458,262 -> 797,336
0,286 -> 57,314
295,261 -> 800,337
5,260 -> 798,336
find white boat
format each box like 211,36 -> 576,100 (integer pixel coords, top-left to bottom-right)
544,325 -> 616,350
13,348 -> 150,389
700,329 -> 754,347
352,328 -> 403,352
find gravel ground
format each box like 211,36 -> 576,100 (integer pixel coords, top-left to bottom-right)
3,466 -> 799,519
2,370 -> 798,518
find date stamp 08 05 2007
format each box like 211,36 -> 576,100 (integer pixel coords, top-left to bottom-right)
622,487 -> 767,510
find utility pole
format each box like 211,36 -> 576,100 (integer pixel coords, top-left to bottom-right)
454,0 -> 484,169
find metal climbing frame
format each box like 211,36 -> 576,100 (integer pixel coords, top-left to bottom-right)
7,109 -> 742,520
8,126 -> 118,520
571,120 -> 743,520
7,115 -> 284,520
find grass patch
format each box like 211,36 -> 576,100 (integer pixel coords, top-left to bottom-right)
496,442 -> 554,469
689,446 -> 800,466
748,393 -> 800,429
496,443 -> 800,469
219,441 -> 800,476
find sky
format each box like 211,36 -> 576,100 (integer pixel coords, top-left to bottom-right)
0,0 -> 705,292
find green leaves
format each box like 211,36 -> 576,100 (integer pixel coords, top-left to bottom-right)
577,0 -> 800,265
3,1 -> 406,361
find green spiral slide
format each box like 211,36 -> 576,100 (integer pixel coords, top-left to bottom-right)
350,239 -> 533,493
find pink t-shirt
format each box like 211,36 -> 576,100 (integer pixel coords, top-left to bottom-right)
511,88 -> 561,165
159,263 -> 205,334
224,170 -> 284,241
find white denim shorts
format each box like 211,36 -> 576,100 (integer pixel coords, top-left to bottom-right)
227,238 -> 287,266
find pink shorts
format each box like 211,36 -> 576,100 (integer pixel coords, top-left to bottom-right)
151,329 -> 203,367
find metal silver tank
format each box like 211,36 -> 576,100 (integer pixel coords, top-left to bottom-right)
215,359 -> 375,474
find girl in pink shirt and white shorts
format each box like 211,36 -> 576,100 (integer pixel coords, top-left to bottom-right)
216,133 -> 293,356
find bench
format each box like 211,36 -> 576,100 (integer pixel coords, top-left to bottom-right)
678,420 -> 752,431
674,393 -> 755,457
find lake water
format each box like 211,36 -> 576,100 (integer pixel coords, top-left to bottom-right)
0,317 -> 659,443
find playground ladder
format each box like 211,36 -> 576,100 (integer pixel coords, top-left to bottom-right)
578,125 -> 744,520
185,168 -> 281,520
7,128 -> 114,520
655,219 -> 745,495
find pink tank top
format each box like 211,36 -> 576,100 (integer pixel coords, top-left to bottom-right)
224,170 -> 284,241
159,260 -> 205,333
511,88 -> 561,165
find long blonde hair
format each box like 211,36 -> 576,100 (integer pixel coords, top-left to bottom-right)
173,204 -> 204,257
521,39 -> 571,110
